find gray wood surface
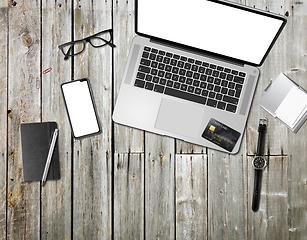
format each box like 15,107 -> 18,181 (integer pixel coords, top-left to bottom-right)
0,0 -> 307,239
41,1 -> 72,239
0,2 -> 7,240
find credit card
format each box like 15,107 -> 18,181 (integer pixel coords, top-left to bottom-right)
201,118 -> 241,152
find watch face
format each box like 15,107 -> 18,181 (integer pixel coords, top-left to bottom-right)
253,156 -> 266,169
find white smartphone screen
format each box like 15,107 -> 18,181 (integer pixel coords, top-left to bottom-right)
61,79 -> 100,138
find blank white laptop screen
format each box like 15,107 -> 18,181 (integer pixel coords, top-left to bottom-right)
137,0 -> 285,65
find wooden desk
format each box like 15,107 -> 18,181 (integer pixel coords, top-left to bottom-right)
0,0 -> 306,239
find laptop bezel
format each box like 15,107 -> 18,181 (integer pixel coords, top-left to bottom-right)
135,0 -> 287,67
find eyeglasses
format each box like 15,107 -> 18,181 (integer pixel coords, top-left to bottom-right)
58,29 -> 116,60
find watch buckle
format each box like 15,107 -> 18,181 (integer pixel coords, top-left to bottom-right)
259,118 -> 267,126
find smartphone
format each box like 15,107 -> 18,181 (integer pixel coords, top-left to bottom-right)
61,78 -> 101,138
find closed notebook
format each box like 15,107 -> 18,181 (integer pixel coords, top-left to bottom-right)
20,122 -> 60,182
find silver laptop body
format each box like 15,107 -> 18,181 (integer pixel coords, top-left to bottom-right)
113,0 -> 286,154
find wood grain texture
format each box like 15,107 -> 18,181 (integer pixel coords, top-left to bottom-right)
73,0 -> 113,239
246,0 -> 288,156
7,1 -> 41,239
285,1 -> 307,238
208,140 -> 248,240
0,2 -> 7,239
41,1 -> 72,239
113,0 -> 144,154
145,133 -> 175,239
0,0 -> 306,239
176,155 -> 207,240
248,156 -> 288,240
114,153 -> 145,239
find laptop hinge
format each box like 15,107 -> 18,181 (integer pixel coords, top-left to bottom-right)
150,38 -> 244,67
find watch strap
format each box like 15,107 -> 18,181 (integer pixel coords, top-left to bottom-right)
252,169 -> 263,212
256,121 -> 267,156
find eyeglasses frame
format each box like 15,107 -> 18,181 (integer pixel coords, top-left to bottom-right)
58,29 -> 115,60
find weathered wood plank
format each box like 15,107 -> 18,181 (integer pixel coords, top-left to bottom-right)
113,0 -> 144,154
73,1 -> 113,239
208,137 -> 248,239
285,1 -> 307,238
246,0 -> 288,156
0,2 -> 7,239
176,140 -> 206,155
114,153 -> 144,239
41,1 -> 72,239
176,155 -> 207,240
145,133 -> 175,239
7,0 -> 41,239
247,156 -> 288,239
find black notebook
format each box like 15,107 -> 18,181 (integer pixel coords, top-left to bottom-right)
20,122 -> 60,182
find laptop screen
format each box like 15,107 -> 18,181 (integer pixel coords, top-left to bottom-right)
136,0 -> 286,66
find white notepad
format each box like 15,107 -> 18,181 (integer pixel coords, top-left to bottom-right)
259,73 -> 307,133
275,86 -> 307,128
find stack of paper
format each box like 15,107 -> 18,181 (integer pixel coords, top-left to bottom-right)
275,86 -> 307,128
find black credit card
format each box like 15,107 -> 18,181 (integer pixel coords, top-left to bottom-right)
201,118 -> 241,152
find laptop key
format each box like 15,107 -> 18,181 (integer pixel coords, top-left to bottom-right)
145,82 -> 154,90
231,70 -> 239,75
239,72 -> 246,77
207,98 -> 217,108
180,84 -> 188,91
234,76 -> 244,84
154,84 -> 165,93
165,65 -> 172,72
212,70 -> 219,77
142,51 -> 149,58
149,53 -> 156,60
235,84 -> 243,98
209,64 -> 216,69
141,58 -> 150,66
167,80 -> 174,87
187,86 -> 195,93
172,74 -> 179,81
202,89 -> 209,97
186,71 -> 193,78
136,72 -> 145,79
217,101 -> 226,110
198,67 -> 205,73
174,82 -> 180,89
192,65 -> 198,71
164,87 -> 207,105
223,95 -> 239,105
186,78 -> 193,85
134,79 -> 145,88
145,75 -> 153,81
226,74 -> 234,81
151,61 -> 158,68
159,78 -> 166,85
152,76 -> 159,83
195,88 -> 201,95
139,65 -> 151,74
228,89 -> 235,96
219,72 -> 226,79
144,46 -> 151,51
226,104 -> 237,113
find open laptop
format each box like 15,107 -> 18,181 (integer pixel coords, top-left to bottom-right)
113,0 -> 286,154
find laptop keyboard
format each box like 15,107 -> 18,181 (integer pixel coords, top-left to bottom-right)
134,46 -> 246,113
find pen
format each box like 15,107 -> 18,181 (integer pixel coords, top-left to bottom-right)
42,129 -> 59,186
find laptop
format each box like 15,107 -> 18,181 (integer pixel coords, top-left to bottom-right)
113,0 -> 287,154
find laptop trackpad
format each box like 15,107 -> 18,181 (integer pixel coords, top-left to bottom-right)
155,98 -> 204,139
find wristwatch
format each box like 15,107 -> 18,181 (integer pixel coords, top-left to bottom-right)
252,118 -> 267,212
